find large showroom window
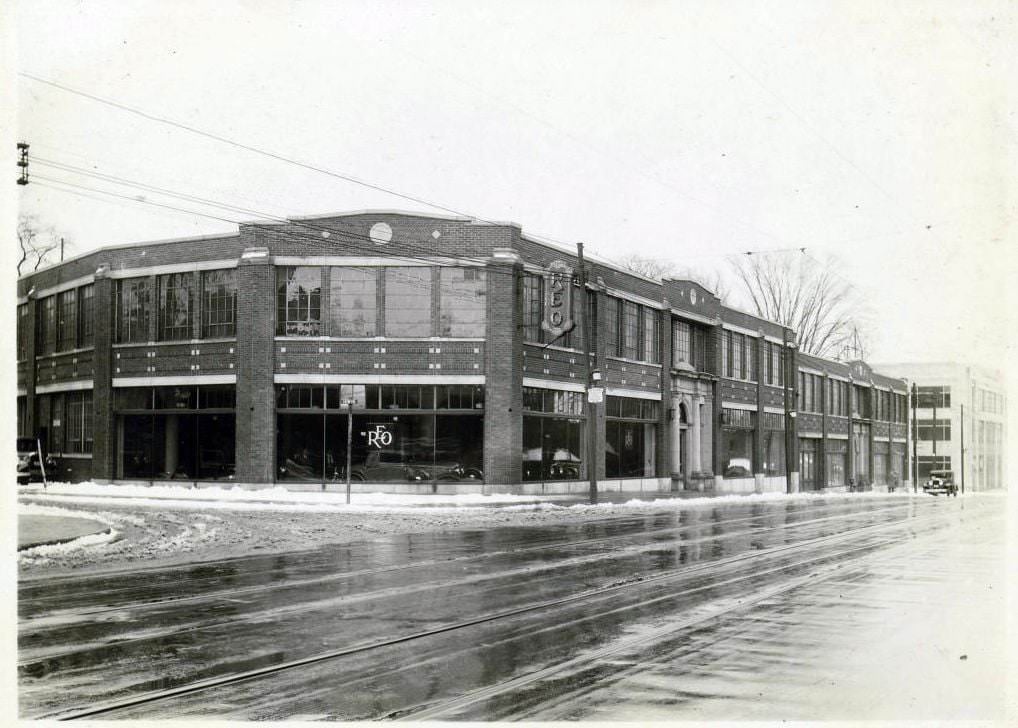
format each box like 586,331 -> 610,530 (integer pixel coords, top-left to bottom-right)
202,269 -> 237,338
115,385 -> 236,480
521,387 -> 584,481
158,272 -> 194,341
439,268 -> 486,337
275,384 -> 484,484
117,277 -> 151,344
605,396 -> 658,478
276,266 -> 322,336
385,267 -> 432,337
329,267 -> 377,337
720,407 -> 754,478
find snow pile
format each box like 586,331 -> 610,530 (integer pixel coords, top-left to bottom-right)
19,529 -> 120,560
19,481 -> 570,512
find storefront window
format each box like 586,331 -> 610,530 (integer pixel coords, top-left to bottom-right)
890,443 -> 906,485
276,384 -> 484,483
721,407 -> 754,478
762,413 -> 785,476
826,440 -> 847,486
873,441 -> 889,485
800,438 -> 819,490
276,266 -> 321,336
439,268 -> 486,337
522,415 -> 583,481
605,396 -> 657,478
65,391 -> 93,454
330,267 -> 376,337
116,385 -> 235,480
385,267 -> 432,337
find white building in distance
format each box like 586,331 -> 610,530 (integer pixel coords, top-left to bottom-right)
874,362 -> 1006,491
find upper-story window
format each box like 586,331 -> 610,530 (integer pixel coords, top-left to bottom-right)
36,295 -> 57,354
439,268 -> 486,337
78,284 -> 95,347
764,342 -> 784,386
329,267 -> 376,337
117,278 -> 151,343
522,273 -> 542,342
158,272 -> 194,341
17,304 -> 28,360
202,269 -> 237,338
916,385 -> 950,409
57,289 -> 77,351
642,308 -> 658,363
385,267 -> 431,337
276,266 -> 321,336
673,320 -> 691,366
603,296 -> 619,355
621,301 -> 639,359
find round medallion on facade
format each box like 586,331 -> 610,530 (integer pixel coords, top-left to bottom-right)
369,222 -> 393,245
690,288 -> 698,305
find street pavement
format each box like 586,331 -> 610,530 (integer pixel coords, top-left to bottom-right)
17,494 -> 1009,721
18,514 -> 109,551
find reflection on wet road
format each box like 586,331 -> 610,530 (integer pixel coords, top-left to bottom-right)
18,495 -> 1006,720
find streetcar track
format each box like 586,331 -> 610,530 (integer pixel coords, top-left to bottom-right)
17,496 -> 921,592
33,505 -> 970,720
398,516 -> 986,722
17,504 -> 923,663
19,499 -> 917,617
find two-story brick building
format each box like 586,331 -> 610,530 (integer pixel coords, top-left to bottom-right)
15,211 -> 911,494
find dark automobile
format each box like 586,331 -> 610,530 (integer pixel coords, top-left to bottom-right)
923,469 -> 958,497
17,438 -> 55,485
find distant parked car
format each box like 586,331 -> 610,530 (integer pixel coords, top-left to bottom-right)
923,469 -> 957,497
17,438 -> 55,485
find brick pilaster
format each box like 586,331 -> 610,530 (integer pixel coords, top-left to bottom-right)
235,247 -> 276,484
657,304 -> 671,480
482,249 -> 523,490
91,265 -> 116,481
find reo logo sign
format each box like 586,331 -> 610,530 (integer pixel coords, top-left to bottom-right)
541,260 -> 574,339
366,424 -> 394,448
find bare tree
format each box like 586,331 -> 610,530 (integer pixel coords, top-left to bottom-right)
728,251 -> 868,359
616,253 -> 729,300
17,215 -> 66,275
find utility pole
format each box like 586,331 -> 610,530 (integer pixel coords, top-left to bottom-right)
60,237 -> 65,262
577,243 -> 600,505
916,380 -> 924,490
960,403 -> 965,495
17,142 -> 29,185
346,399 -> 354,504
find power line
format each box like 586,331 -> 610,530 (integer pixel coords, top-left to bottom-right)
20,71 -> 821,258
20,72 -> 503,225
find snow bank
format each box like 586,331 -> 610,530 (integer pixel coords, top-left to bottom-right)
15,480 -> 963,515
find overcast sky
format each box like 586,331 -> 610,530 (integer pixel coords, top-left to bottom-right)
7,0 -> 1016,369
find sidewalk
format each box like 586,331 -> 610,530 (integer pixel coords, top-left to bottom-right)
19,513 -> 111,551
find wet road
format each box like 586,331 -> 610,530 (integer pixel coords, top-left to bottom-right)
18,495 -> 1007,721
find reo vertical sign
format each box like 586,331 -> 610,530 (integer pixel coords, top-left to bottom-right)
541,260 -> 574,339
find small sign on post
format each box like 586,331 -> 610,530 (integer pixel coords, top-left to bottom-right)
587,386 -> 604,404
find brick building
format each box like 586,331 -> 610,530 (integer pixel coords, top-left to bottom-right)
874,362 -> 1007,491
15,211 -> 911,494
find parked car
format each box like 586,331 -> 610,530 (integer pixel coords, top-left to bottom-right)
923,469 -> 958,497
17,438 -> 55,485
